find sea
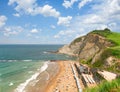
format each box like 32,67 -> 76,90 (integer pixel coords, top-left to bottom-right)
0,45 -> 75,92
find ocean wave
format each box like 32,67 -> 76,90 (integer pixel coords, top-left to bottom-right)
0,60 -> 17,62
14,61 -> 49,92
0,60 -> 33,62
28,71 -> 33,74
8,60 -> 17,62
43,51 -> 49,54
23,66 -> 28,69
40,62 -> 48,72
9,82 -> 14,86
23,60 -> 32,62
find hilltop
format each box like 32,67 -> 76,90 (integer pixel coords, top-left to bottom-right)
58,28 -> 120,74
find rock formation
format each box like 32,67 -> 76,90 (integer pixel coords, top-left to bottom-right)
58,29 -> 113,64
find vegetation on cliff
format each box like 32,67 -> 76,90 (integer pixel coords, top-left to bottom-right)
58,28 -> 120,91
84,78 -> 120,92
58,28 -> 120,73
90,29 -> 120,73
81,29 -> 120,92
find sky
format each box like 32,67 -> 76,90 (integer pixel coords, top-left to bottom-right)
0,0 -> 120,44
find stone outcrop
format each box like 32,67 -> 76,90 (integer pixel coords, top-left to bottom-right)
58,30 -> 113,63
105,56 -> 118,66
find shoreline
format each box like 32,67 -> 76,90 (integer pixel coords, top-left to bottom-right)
14,61 -> 48,92
15,60 -> 81,92
22,61 -> 60,92
45,61 -> 64,92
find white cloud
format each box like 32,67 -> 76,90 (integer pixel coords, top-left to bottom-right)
78,0 -> 93,9
13,13 -> 20,17
8,0 -> 60,18
8,0 -> 37,13
54,30 -> 74,38
96,25 -> 108,30
4,31 -> 18,36
70,15 -> 109,32
108,22 -> 117,28
83,14 -> 105,24
36,5 -> 60,18
55,0 -> 120,40
50,25 -> 56,29
30,28 -> 39,33
62,0 -> 93,9
3,26 -> 23,36
27,33 -> 32,37
0,15 -> 7,28
62,0 -> 78,8
2,26 -> 40,37
54,28 -> 84,39
91,0 -> 120,28
54,35 -> 59,38
57,16 -> 72,26
92,0 -> 120,16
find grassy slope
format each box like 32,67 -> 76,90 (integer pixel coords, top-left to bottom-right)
79,29 -> 120,72
84,29 -> 120,92
84,78 -> 120,92
106,32 -> 120,59
91,29 -> 120,68
107,32 -> 120,46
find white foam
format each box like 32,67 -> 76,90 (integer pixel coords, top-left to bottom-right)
0,60 -> 33,62
0,60 -> 17,62
9,82 -> 14,86
28,71 -> 33,74
23,66 -> 28,69
43,51 -> 48,54
8,60 -> 16,62
40,62 -> 48,72
15,62 -> 48,92
23,60 -> 32,62
0,60 -> 7,62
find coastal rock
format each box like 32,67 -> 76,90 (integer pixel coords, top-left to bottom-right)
58,29 -> 113,63
58,45 -> 75,56
91,50 -> 104,64
105,56 -> 118,66
77,34 -> 112,61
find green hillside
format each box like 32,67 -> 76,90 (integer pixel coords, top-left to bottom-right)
91,28 -> 120,47
89,29 -> 120,71
84,78 -> 120,92
106,32 -> 120,58
77,28 -> 120,74
84,29 -> 120,92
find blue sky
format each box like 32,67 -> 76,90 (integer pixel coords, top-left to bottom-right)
0,0 -> 120,44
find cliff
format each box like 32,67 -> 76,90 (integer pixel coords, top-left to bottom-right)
59,33 -> 112,58
58,28 -> 120,67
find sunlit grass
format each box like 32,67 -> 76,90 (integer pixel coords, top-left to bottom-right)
106,32 -> 120,46
84,78 -> 120,92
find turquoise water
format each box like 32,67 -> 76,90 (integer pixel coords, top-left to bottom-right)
0,60 -> 43,92
0,45 -> 74,92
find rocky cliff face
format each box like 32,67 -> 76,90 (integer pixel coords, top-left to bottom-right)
58,29 -> 113,63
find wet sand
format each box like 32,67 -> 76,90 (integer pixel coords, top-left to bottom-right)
24,61 -> 60,92
24,61 -> 80,92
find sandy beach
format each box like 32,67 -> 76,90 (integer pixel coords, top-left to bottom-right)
23,61 -> 60,92
45,61 -> 79,92
22,60 -> 82,92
